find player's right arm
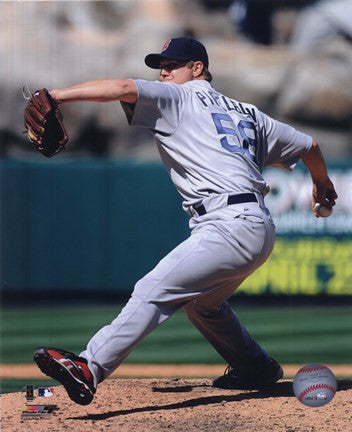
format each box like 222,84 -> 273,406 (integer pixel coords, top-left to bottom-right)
301,140 -> 338,213
258,110 -> 337,214
50,79 -> 138,104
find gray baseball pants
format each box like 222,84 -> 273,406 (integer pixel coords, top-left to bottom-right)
80,201 -> 275,388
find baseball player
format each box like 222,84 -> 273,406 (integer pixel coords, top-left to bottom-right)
33,37 -> 337,405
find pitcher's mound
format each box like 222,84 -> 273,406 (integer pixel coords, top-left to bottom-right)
1,378 -> 351,432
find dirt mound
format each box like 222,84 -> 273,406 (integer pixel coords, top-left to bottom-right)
1,378 -> 351,432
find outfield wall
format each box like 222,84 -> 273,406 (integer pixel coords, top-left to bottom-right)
1,158 -> 351,295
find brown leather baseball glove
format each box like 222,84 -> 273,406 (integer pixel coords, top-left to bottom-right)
24,88 -> 68,157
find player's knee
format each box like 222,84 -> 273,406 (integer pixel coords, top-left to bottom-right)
131,277 -> 158,302
184,299 -> 221,318
133,278 -> 185,306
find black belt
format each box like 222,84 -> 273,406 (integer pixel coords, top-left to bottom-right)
194,193 -> 258,216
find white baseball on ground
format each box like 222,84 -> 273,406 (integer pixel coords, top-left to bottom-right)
314,203 -> 332,217
293,363 -> 337,407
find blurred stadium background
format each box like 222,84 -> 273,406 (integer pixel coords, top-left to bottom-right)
1,0 -> 351,393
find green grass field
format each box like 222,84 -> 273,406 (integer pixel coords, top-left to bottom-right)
1,302 -> 351,393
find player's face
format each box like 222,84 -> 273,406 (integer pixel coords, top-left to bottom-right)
159,60 -> 194,84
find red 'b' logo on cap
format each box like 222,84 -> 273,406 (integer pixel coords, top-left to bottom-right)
162,39 -> 171,52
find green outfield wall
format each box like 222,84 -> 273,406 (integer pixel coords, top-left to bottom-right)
1,158 -> 351,295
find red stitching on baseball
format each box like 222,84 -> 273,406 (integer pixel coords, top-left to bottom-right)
298,383 -> 336,402
298,365 -> 328,373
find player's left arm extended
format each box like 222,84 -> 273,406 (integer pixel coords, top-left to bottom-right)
301,140 -> 338,210
50,79 -> 138,104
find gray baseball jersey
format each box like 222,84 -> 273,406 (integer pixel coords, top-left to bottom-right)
122,79 -> 312,214
80,79 -> 312,386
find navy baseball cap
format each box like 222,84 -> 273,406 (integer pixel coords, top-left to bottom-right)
145,37 -> 209,69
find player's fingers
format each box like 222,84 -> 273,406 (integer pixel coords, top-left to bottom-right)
326,191 -> 338,206
328,192 -> 338,202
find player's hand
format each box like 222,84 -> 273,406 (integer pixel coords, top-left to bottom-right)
311,177 -> 338,216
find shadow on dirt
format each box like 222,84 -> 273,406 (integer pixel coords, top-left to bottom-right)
69,380 -> 351,421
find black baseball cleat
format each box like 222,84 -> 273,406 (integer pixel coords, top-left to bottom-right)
33,346 -> 96,405
212,356 -> 283,390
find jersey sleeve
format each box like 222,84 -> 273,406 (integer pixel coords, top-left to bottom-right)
120,79 -> 186,135
260,112 -> 313,170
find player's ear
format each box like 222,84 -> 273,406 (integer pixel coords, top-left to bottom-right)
191,61 -> 204,78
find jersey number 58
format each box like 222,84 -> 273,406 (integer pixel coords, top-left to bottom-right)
211,113 -> 257,165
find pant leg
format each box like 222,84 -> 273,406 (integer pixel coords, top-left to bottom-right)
80,208 -> 275,387
80,227 -> 232,386
184,214 -> 276,372
184,284 -> 269,374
